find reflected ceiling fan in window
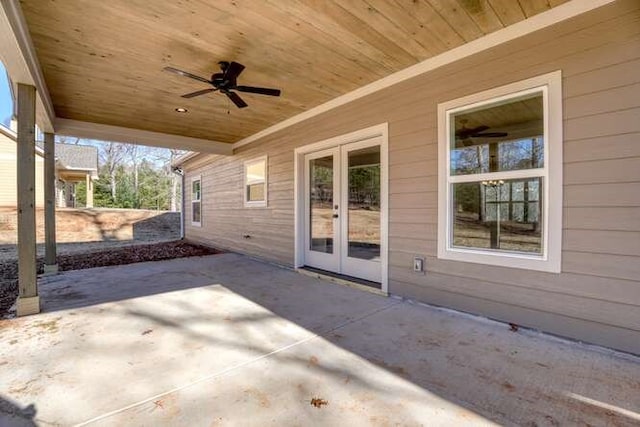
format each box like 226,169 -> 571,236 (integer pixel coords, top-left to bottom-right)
456,124 -> 508,139
455,119 -> 508,146
164,61 -> 281,109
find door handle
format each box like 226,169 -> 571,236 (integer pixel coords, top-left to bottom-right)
332,214 -> 339,218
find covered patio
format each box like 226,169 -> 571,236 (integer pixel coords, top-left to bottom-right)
1,254 -> 639,426
1,1 -> 639,424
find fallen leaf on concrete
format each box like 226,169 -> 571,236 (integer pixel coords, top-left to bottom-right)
509,323 -> 519,332
310,397 -> 328,408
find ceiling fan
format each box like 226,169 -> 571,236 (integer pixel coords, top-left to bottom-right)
455,120 -> 508,146
164,61 -> 281,109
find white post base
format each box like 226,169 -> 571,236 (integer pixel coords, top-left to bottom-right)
16,296 -> 40,316
43,264 -> 59,276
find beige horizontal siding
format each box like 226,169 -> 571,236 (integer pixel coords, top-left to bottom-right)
185,0 -> 640,354
0,133 -> 45,207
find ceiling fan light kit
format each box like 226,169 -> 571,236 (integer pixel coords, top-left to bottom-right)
164,61 -> 281,109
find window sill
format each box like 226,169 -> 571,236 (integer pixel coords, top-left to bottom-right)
244,201 -> 267,208
438,247 -> 560,273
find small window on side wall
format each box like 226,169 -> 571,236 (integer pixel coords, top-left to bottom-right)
191,176 -> 201,227
244,156 -> 267,207
437,71 -> 562,273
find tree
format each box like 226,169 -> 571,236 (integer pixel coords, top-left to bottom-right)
169,149 -> 183,211
100,142 -> 126,202
126,144 -> 142,208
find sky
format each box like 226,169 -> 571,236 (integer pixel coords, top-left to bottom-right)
0,62 -> 13,127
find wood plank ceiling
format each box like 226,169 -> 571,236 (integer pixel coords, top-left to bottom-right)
20,0 -> 567,144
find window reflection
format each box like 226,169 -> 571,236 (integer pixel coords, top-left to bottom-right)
452,178 -> 542,254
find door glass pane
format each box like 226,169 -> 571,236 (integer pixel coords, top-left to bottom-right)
309,155 -> 334,253
347,146 -> 381,260
452,177 -> 542,254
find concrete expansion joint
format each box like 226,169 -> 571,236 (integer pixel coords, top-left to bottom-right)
73,297 -> 402,426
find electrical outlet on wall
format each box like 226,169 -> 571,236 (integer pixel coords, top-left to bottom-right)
413,256 -> 425,273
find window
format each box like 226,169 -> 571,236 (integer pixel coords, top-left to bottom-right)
244,156 -> 267,207
191,176 -> 201,226
437,71 -> 562,273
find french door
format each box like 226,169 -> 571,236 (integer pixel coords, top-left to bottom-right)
304,137 -> 382,283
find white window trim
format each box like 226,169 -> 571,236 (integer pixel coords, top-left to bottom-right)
244,156 -> 268,208
191,175 -> 202,227
437,71 -> 563,273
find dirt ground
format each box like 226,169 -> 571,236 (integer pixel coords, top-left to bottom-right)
0,241 -> 219,317
0,208 -> 181,262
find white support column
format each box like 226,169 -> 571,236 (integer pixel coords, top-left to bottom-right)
16,83 -> 39,316
85,173 -> 94,208
43,132 -> 57,274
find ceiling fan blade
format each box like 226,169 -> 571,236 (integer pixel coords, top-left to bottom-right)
225,91 -> 248,108
475,132 -> 508,138
223,61 -> 245,82
164,66 -> 211,84
236,86 -> 281,96
181,88 -> 217,98
456,125 -> 490,138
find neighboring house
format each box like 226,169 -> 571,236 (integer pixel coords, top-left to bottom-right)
176,3 -> 640,355
0,121 -> 97,208
0,122 -> 44,207
54,143 -> 98,208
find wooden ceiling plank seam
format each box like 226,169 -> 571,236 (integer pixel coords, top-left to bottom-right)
212,7 -> 369,89
519,0 -> 554,18
424,0 -> 485,42
393,0 -> 467,49
487,0 -> 527,26
70,0 -> 365,93
335,0 -> 433,59
456,0 -> 506,34
256,0 -> 395,78
191,0 -> 375,89
264,0 -> 398,74
360,0 -> 448,56
312,0 -> 417,68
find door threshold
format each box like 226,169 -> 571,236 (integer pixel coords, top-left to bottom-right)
297,266 -> 387,297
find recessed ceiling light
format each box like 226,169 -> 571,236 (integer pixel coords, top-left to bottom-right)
175,107 -> 188,113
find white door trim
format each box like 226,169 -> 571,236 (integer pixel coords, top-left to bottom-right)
303,147 -> 341,272
294,123 -> 389,293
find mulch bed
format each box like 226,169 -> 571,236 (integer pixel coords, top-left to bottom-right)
0,241 -> 220,317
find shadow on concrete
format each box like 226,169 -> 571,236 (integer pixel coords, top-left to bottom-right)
26,254 -> 640,426
0,396 -> 38,427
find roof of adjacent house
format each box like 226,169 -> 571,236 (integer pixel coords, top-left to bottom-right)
55,143 -> 98,171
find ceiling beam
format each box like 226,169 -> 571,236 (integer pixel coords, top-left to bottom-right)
0,0 -> 54,132
54,119 -> 233,155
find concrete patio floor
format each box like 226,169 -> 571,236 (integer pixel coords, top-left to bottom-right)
1,254 -> 639,426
